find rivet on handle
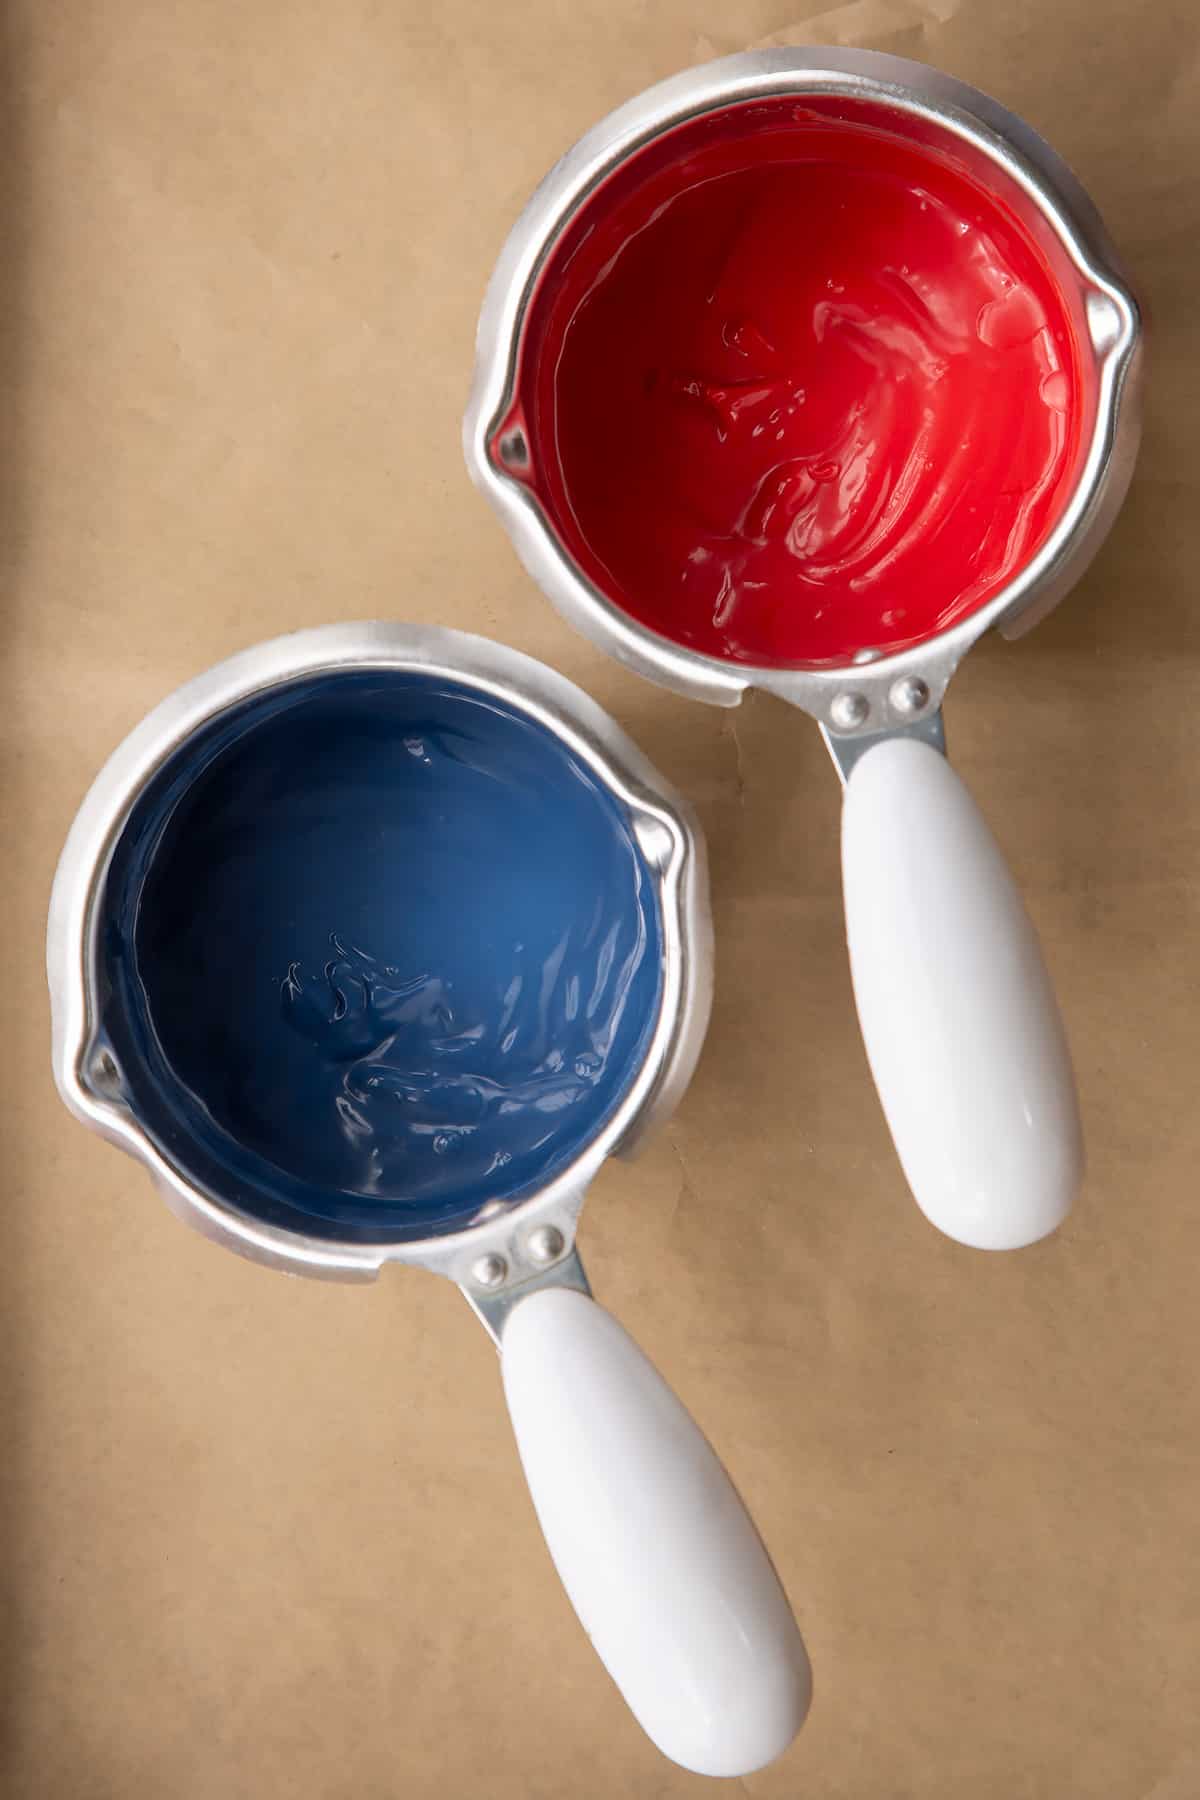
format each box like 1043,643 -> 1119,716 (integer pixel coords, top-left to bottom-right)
471,1252 -> 508,1290
830,691 -> 869,731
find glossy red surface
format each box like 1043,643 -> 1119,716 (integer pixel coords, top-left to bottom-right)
501,105 -> 1086,668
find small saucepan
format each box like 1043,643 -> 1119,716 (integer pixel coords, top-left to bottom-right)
465,47 -> 1143,1251
47,623 -> 811,1776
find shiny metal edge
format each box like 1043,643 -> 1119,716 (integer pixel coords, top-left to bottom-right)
47,622 -> 714,1286
464,46 -> 1143,732
463,1246 -> 593,1346
821,707 -> 947,785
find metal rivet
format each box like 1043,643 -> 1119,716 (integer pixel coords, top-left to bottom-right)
1085,291 -> 1123,355
890,676 -> 930,717
497,429 -> 528,469
471,1253 -> 508,1290
830,691 -> 869,731
527,1225 -> 565,1267
631,815 -> 676,871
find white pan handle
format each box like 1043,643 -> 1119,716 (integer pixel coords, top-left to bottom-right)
841,735 -> 1082,1250
500,1286 -> 811,1776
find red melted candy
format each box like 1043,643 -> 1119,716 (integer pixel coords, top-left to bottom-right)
500,105 -> 1087,667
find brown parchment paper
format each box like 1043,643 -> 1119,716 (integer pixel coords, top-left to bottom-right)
2,3 -> 1197,1796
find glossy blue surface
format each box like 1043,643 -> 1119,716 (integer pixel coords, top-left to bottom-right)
98,671 -> 664,1242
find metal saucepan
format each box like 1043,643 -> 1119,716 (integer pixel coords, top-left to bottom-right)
47,622 -> 811,1776
465,47 -> 1143,1251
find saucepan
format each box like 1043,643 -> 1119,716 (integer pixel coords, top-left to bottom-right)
47,622 -> 811,1777
465,47 -> 1144,1251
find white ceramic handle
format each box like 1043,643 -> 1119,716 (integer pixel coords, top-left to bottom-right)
842,736 -> 1082,1250
501,1287 -> 811,1776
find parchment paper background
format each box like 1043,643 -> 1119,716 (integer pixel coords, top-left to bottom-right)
2,3 -> 1197,1795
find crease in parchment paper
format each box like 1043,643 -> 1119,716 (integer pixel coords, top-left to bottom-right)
694,0 -> 958,84
738,0 -> 959,56
667,1135 -> 699,1229
725,714 -> 747,811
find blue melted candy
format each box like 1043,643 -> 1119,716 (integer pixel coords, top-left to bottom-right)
98,672 -> 664,1242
